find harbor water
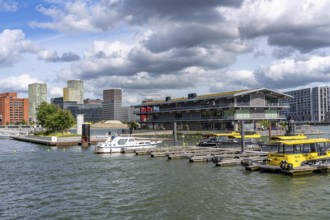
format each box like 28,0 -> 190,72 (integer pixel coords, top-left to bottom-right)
2,126 -> 330,219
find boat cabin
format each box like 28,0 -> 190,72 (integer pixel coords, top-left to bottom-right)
266,138 -> 330,169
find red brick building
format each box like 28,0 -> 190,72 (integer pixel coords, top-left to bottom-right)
0,93 -> 29,125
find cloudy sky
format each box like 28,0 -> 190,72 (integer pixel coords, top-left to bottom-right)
1,0 -> 330,105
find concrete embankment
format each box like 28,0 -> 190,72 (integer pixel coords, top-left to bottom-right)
11,135 -> 108,146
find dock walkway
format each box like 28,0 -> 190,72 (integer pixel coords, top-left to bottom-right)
11,135 -> 107,146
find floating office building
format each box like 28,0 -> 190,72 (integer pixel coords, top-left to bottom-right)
134,88 -> 292,130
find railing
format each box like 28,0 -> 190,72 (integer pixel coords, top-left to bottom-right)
140,114 -> 287,122
134,102 -> 290,114
143,116 -> 235,122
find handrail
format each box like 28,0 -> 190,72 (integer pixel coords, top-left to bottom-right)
134,102 -> 290,114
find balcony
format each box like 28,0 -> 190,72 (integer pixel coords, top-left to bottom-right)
139,113 -> 287,123
134,102 -> 290,114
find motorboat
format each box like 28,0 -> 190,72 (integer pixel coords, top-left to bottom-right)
198,132 -> 262,148
257,138 -> 330,172
94,136 -> 162,153
198,132 -> 240,147
0,130 -> 19,139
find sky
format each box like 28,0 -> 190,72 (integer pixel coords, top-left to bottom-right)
1,0 -> 330,105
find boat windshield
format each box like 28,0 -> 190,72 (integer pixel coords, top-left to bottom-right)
278,142 -> 330,154
118,138 -> 128,145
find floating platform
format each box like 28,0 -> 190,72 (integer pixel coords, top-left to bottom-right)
245,163 -> 330,176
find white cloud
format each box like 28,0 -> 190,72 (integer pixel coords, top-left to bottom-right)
0,74 -> 41,93
38,50 -> 59,62
254,55 -> 330,88
4,0 -> 330,105
29,0 -> 120,33
0,29 -> 38,67
0,0 -> 18,12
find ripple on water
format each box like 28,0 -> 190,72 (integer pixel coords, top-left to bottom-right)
2,139 -> 330,219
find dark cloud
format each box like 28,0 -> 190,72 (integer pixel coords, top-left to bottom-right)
77,45 -> 236,80
42,51 -> 80,62
61,52 -> 80,62
144,24 -> 236,53
122,0 -> 243,24
268,33 -> 330,53
237,1 -> 330,53
272,47 -> 295,59
253,50 -> 266,58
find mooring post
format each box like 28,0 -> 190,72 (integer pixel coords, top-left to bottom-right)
241,121 -> 245,153
173,122 -> 177,146
268,120 -> 271,141
81,123 -> 90,147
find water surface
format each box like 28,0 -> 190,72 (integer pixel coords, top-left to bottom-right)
1,126 -> 330,219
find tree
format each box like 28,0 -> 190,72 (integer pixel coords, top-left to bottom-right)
259,120 -> 269,130
36,102 -> 75,133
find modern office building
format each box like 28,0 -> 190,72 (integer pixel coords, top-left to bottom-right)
51,97 -> 64,109
64,101 -> 103,123
280,86 -> 330,122
63,80 -> 84,104
102,89 -> 122,121
101,89 -> 135,122
134,88 -> 291,130
0,93 -> 29,125
51,98 -> 103,123
28,83 -> 47,123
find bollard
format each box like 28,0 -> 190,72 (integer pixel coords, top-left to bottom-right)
81,123 -> 91,147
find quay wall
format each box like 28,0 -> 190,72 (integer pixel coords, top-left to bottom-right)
132,128 -> 323,136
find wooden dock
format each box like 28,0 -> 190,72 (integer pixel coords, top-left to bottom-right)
243,162 -> 330,175
122,145 -> 269,168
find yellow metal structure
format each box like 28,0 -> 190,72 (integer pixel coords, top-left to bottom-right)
228,133 -> 261,139
213,132 -> 240,137
269,134 -> 307,142
266,138 -> 330,169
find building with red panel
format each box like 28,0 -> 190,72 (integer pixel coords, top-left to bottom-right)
0,93 -> 29,125
134,88 -> 292,131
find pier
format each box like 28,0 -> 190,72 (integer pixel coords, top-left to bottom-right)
11,135 -> 108,146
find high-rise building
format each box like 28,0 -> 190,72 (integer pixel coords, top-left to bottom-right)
28,83 -> 47,123
0,93 -> 29,125
63,80 -> 84,104
280,86 -> 330,122
102,89 -> 122,120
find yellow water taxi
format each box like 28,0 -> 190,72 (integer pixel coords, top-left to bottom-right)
269,134 -> 307,142
260,134 -> 307,152
265,138 -> 330,170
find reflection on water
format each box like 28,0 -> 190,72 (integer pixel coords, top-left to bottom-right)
1,126 -> 330,219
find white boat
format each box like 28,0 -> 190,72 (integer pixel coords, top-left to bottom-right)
94,136 -> 162,153
0,130 -> 19,139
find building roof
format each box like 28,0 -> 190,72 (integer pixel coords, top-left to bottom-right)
91,120 -> 128,129
135,88 -> 293,107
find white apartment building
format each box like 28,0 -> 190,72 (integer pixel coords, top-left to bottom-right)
281,86 -> 330,122
28,82 -> 47,123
